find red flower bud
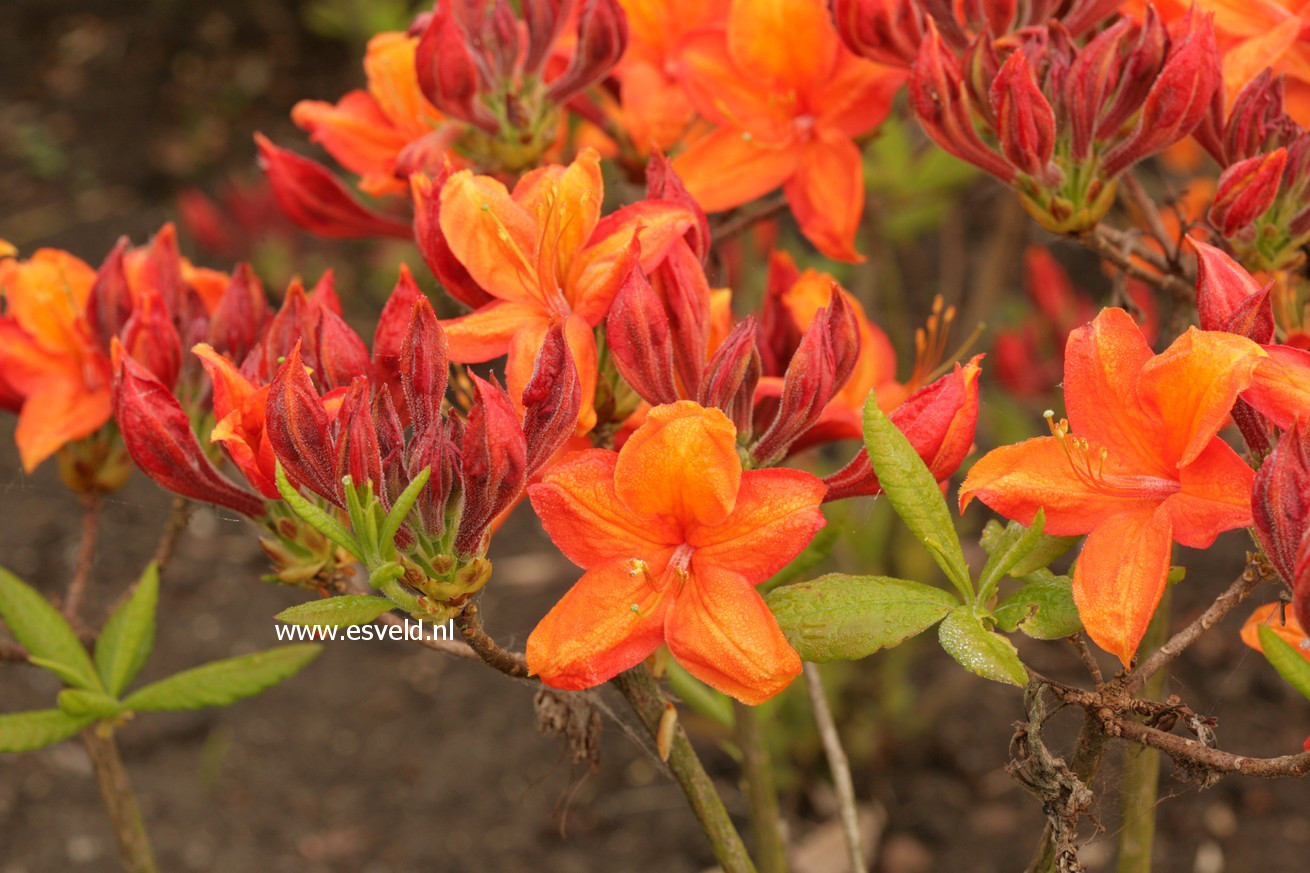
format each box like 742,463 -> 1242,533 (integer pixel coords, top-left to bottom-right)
1209,148 -> 1287,237
255,133 -> 412,239
1252,423 -> 1310,600
208,263 -> 270,362
697,317 -> 761,439
545,0 -> 628,104
909,21 -> 1016,182
758,251 -> 804,377
455,375 -> 527,557
1223,70 -> 1287,164
521,323 -> 581,476
112,341 -> 266,518
267,341 -> 340,504
606,269 -> 680,406
1097,9 -> 1167,141
373,387 -> 407,505
401,296 -> 450,438
410,170 -> 494,309
1192,238 -> 1274,342
334,376 -> 384,495
523,0 -> 568,75
832,0 -> 924,67
248,279 -> 313,381
371,265 -> 424,405
1066,18 -> 1130,162
645,151 -> 709,261
86,237 -> 133,349
825,356 -> 982,501
651,240 -> 711,395
409,417 -> 461,540
1102,14 -> 1220,177
752,289 -> 862,466
991,49 -> 1055,179
415,6 -> 499,134
138,223 -> 186,317
316,305 -> 371,391
310,269 -> 342,316
121,286 -> 183,391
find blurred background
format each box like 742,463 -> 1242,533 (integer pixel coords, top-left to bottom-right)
2,2 -> 1309,871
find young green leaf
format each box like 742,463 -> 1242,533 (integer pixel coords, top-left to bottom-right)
0,568 -> 100,691
57,689 -> 123,721
1257,624 -> 1310,701
275,595 -> 396,628
938,605 -> 1028,686
992,573 -> 1083,639
862,392 -> 972,599
94,563 -> 159,696
766,574 -> 959,662
976,510 -> 1048,604
380,467 -> 430,554
0,709 -> 92,754
122,644 -> 322,712
275,463 -> 364,562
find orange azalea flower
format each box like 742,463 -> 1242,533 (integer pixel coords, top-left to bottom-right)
611,0 -> 730,152
292,32 -> 454,197
960,308 -> 1266,665
437,147 -> 695,433
1240,601 -> 1310,662
526,401 -> 825,703
673,0 -> 905,261
192,343 -> 278,499
0,248 -> 106,471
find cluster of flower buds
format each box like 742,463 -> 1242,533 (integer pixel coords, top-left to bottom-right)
839,2 -> 1222,234
1252,423 -> 1310,634
1193,71 -> 1310,271
414,0 -> 626,171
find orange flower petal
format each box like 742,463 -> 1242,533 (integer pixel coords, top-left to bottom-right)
442,301 -> 548,363
526,556 -> 672,690
727,0 -> 838,89
959,436 -> 1166,536
614,401 -> 741,527
1239,602 -> 1309,659
363,32 -> 441,139
1063,307 -> 1166,476
677,28 -> 796,138
783,130 -> 866,262
1167,437 -> 1254,548
1073,506 -> 1174,668
809,52 -> 905,138
513,149 -> 603,278
15,378 -> 113,472
674,127 -> 800,212
687,468 -> 826,584
505,313 -> 600,434
1136,327 -> 1265,467
567,201 -> 695,322
291,92 -> 409,188
666,562 -> 801,705
1245,344 -> 1310,428
529,449 -> 682,567
438,170 -> 541,303
192,343 -> 256,425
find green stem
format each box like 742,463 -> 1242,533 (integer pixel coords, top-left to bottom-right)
612,666 -> 757,873
82,726 -> 158,873
1117,586 -> 1171,873
734,700 -> 789,873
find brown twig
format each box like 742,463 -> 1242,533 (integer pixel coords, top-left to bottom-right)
1080,225 -> 1194,304
151,497 -> 192,571
614,665 -> 758,873
1106,717 -> 1310,778
63,493 -> 101,622
710,194 -> 789,246
1070,635 -> 1104,685
804,662 -> 866,873
1120,172 -> 1179,263
1118,566 -> 1271,697
454,603 -> 530,678
82,727 -> 159,873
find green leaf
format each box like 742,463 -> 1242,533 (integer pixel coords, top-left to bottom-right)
993,573 -> 1083,639
57,689 -> 123,720
757,524 -> 839,595
0,709 -> 92,754
1257,624 -> 1310,701
977,510 -> 1048,603
978,511 -> 1080,583
0,567 -> 99,691
938,605 -> 1028,686
862,393 -> 972,599
275,595 -> 395,628
380,467 -> 430,554
94,563 -> 159,696
275,463 -> 364,562
122,644 -> 322,712
766,574 -> 959,662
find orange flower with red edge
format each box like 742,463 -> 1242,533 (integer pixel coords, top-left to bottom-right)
673,0 -> 905,261
436,147 -> 695,433
526,401 -> 825,703
961,308 -> 1266,665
